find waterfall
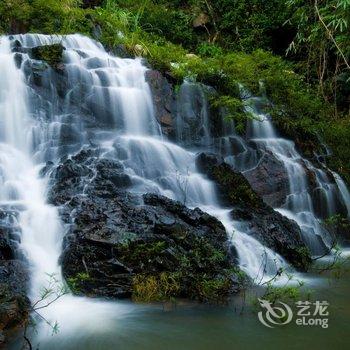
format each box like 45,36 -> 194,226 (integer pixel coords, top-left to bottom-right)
332,172 -> 350,218
218,92 -> 350,256
0,33 -> 294,343
0,36 -> 62,300
3,33 -> 350,346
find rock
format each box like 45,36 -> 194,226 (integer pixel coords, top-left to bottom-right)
0,211 -> 29,345
49,149 -> 244,302
176,82 -> 215,147
244,151 -> 289,207
111,44 -> 132,59
92,24 -> 102,40
59,123 -> 82,145
145,70 -> 176,137
30,44 -> 65,70
196,152 -> 262,208
196,152 -> 312,270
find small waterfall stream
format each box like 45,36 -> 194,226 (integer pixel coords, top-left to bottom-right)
218,93 -> 350,256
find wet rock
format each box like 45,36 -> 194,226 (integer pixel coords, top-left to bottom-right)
196,152 -> 261,208
196,152 -> 312,270
59,123 -> 82,145
49,149 -> 243,302
145,70 -> 176,137
0,213 -> 29,345
244,151 -> 289,207
31,44 -> 65,70
176,82 -> 216,147
92,24 -> 102,40
111,44 -> 132,59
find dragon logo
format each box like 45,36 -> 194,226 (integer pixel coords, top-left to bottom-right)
258,299 -> 293,328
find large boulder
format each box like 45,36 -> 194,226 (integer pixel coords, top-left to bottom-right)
196,152 -> 312,270
243,150 -> 289,207
47,149 -> 244,302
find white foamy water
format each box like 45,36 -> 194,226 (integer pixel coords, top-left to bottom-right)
4,33 -> 349,346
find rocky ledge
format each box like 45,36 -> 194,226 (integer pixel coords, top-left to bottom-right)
196,152 -> 312,271
47,149 -> 245,302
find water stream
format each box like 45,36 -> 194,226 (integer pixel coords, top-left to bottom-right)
0,34 -> 349,347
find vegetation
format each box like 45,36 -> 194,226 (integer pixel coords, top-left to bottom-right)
118,238 -> 244,303
0,0 -> 348,182
66,272 -> 90,294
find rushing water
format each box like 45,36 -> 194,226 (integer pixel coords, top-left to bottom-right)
0,33 -> 349,348
216,93 -> 350,256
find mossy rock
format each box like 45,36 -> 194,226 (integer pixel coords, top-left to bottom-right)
196,152 -> 262,208
31,43 -> 65,69
117,235 -> 245,303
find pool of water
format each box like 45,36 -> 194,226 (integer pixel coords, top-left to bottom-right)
10,254 -> 350,350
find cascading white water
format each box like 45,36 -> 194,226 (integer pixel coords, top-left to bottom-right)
4,32 -> 349,348
18,33 -> 288,284
0,35 -> 139,345
0,36 -> 62,300
8,32 -> 338,348
332,172 -> 350,218
220,93 -> 350,256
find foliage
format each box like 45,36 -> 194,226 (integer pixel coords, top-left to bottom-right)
23,273 -> 69,349
119,237 -> 243,303
287,0 -> 350,112
295,247 -> 313,270
262,285 -> 303,304
67,272 -> 90,294
111,0 -> 293,53
322,117 -> 350,183
132,272 -> 181,302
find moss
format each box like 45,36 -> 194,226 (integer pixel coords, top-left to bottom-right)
118,241 -> 168,270
31,43 -> 65,68
118,235 -> 243,303
196,275 -> 232,302
294,247 -> 312,271
66,272 -> 90,294
132,270 -> 236,303
211,164 -> 261,208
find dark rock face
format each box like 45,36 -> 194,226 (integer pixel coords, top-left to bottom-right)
145,70 -> 176,138
0,211 -> 29,345
175,83 -> 214,147
244,151 -> 289,207
31,44 -> 65,69
196,152 -> 312,270
49,149 -> 242,301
